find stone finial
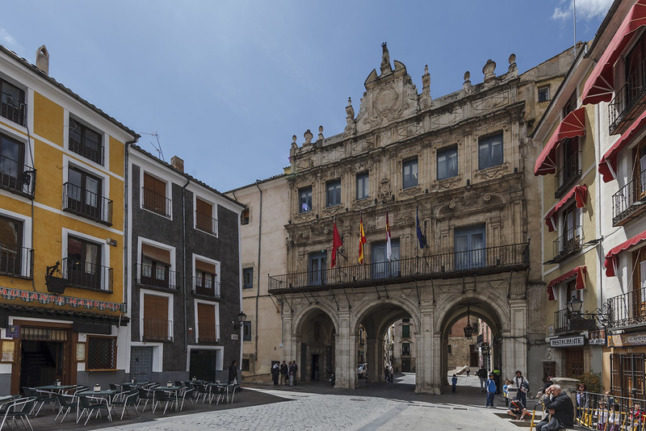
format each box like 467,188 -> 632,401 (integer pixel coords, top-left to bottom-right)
35,45 -> 49,75
380,42 -> 392,75
291,134 -> 298,150
345,97 -> 355,120
483,59 -> 496,82
422,65 -> 430,96
463,70 -> 472,93
304,129 -> 313,145
508,53 -> 517,76
318,125 -> 324,141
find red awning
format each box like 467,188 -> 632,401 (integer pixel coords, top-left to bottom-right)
582,0 -> 646,105
544,185 -> 588,232
546,266 -> 587,300
534,107 -> 586,176
605,230 -> 646,276
599,109 -> 646,182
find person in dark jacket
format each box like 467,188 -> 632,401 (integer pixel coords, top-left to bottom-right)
228,360 -> 238,385
271,362 -> 280,385
477,367 -> 487,392
535,384 -> 574,431
280,361 -> 288,385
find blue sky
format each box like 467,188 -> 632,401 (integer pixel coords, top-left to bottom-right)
2,0 -> 611,191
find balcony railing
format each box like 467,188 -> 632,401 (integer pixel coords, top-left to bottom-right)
69,140 -> 104,165
195,214 -> 217,235
0,155 -> 35,198
142,318 -> 173,342
1,90 -> 25,126
193,278 -> 221,298
142,187 -> 172,218
612,169 -> 646,226
269,243 -> 529,293
553,308 -> 597,334
61,257 -> 113,292
136,263 -> 177,290
551,226 -> 583,262
0,247 -> 32,278
607,286 -> 646,328
62,182 -> 113,225
609,64 -> 646,134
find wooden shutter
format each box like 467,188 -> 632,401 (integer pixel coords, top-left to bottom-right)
197,303 -> 216,343
143,173 -> 167,214
141,244 -> 171,265
195,259 -> 216,274
143,294 -> 169,340
196,198 -> 213,232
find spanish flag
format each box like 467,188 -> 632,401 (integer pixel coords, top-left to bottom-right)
358,217 -> 367,264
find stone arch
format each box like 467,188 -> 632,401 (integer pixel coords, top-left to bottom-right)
350,296 -> 421,334
435,292 -> 509,335
293,301 -> 339,337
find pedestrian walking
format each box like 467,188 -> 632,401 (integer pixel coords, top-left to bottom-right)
228,360 -> 238,385
486,373 -> 497,407
477,367 -> 487,392
451,374 -> 458,393
280,361 -> 288,385
271,362 -> 280,385
289,361 -> 296,386
513,370 -> 529,408
293,361 -> 298,385
466,367 -> 470,377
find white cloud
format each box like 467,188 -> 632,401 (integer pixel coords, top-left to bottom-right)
0,27 -> 22,52
552,0 -> 613,21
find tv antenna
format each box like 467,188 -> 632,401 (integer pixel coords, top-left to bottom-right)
139,131 -> 164,161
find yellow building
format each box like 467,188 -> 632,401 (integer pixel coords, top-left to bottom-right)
0,45 -> 137,394
533,43 -> 603,382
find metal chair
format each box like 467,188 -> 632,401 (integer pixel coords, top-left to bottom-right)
22,388 -> 56,416
54,393 -> 77,423
0,397 -> 36,431
110,390 -> 138,420
136,388 -> 154,413
77,395 -> 112,425
177,387 -> 194,411
152,389 -> 176,415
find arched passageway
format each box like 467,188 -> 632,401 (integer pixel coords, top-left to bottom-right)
295,307 -> 336,383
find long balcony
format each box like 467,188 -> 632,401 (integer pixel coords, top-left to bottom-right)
135,263 -> 177,290
0,247 -> 33,279
269,243 -> 529,293
61,257 -> 113,292
609,65 -> 646,135
607,287 -> 646,329
0,156 -> 35,198
141,318 -> 173,342
554,308 -> 597,335
612,170 -> 646,226
62,182 -> 113,225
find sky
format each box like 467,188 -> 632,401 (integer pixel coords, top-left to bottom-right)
2,0 -> 612,191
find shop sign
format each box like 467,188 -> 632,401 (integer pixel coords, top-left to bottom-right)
231,334 -> 239,341
550,336 -> 585,347
588,337 -> 606,346
608,333 -> 646,347
5,325 -> 19,339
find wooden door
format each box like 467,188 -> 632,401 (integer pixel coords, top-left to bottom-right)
565,348 -> 584,377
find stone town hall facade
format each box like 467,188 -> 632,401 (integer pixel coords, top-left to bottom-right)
242,45 -> 574,393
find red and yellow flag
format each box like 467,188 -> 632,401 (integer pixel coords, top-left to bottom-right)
358,217 -> 367,263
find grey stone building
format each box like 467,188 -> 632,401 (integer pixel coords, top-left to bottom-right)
127,146 -> 244,382
266,44 -> 574,393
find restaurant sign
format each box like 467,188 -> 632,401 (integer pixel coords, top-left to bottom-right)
608,333 -> 646,347
550,336 -> 585,347
0,287 -> 125,313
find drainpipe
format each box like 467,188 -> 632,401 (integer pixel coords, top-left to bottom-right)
181,177 -> 191,353
123,138 -> 138,318
254,181 -> 263,372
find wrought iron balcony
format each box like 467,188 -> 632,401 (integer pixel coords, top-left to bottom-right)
269,242 -> 529,293
612,170 -> 646,226
0,155 -> 35,198
553,308 -> 597,334
135,263 -> 177,290
141,318 -> 173,342
0,247 -> 32,279
61,257 -> 113,292
607,287 -> 646,329
62,182 -> 113,225
609,65 -> 646,135
551,227 -> 583,263
142,187 -> 172,218
193,277 -> 221,298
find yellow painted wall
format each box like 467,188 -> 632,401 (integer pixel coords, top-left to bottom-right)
33,92 -> 63,145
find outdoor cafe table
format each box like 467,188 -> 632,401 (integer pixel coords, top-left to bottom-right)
36,384 -> 76,392
78,389 -> 118,401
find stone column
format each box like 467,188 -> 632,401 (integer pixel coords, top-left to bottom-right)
418,305 -> 439,393
366,337 -> 379,382
504,299 -> 528,380
282,312 -> 294,362
334,311 -> 354,389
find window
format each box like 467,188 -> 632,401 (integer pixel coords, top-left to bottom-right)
437,146 -> 458,180
454,224 -> 486,270
402,342 -> 411,356
563,92 -> 577,117
632,247 -> 646,320
0,215 -> 24,276
143,293 -> 170,341
402,325 -> 410,338
356,172 -> 369,200
69,118 -> 103,165
66,236 -> 104,290
243,267 -> 253,289
299,187 -> 312,213
0,78 -> 25,125
326,179 -> 341,207
143,172 -> 170,217
402,158 -> 418,189
558,138 -> 579,194
559,205 -> 581,257
308,251 -> 326,286
65,167 -> 104,222
478,133 -> 503,170
197,302 -> 218,343
242,358 -> 250,371
86,336 -> 116,370
371,240 -> 400,279
243,321 -> 252,341
140,243 -> 172,288
610,353 -> 646,398
538,86 -> 550,103
241,208 -> 250,225
196,198 -> 216,234
195,259 -> 218,297
0,132 -> 26,193
634,141 -> 646,201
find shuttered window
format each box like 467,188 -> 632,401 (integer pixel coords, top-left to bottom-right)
197,303 -> 217,343
87,336 -> 116,370
196,198 -> 214,233
143,294 -> 169,341
143,173 -> 169,216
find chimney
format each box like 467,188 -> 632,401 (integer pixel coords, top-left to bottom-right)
171,156 -> 184,172
35,45 -> 49,75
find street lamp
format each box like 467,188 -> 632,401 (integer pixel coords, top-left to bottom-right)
567,296 -> 583,315
464,305 -> 475,338
233,311 -> 247,330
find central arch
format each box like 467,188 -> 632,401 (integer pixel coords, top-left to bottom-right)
293,304 -> 338,384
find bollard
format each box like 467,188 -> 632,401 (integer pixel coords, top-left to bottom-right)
529,407 -> 536,431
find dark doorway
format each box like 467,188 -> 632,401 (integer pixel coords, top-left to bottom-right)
189,349 -> 217,382
401,358 -> 411,372
130,347 -> 153,382
311,354 -> 320,381
20,340 -> 63,388
301,343 -> 307,382
469,344 -> 478,367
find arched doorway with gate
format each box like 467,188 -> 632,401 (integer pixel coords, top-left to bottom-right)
293,306 -> 337,384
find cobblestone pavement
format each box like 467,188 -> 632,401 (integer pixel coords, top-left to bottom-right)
101,388 -> 529,431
